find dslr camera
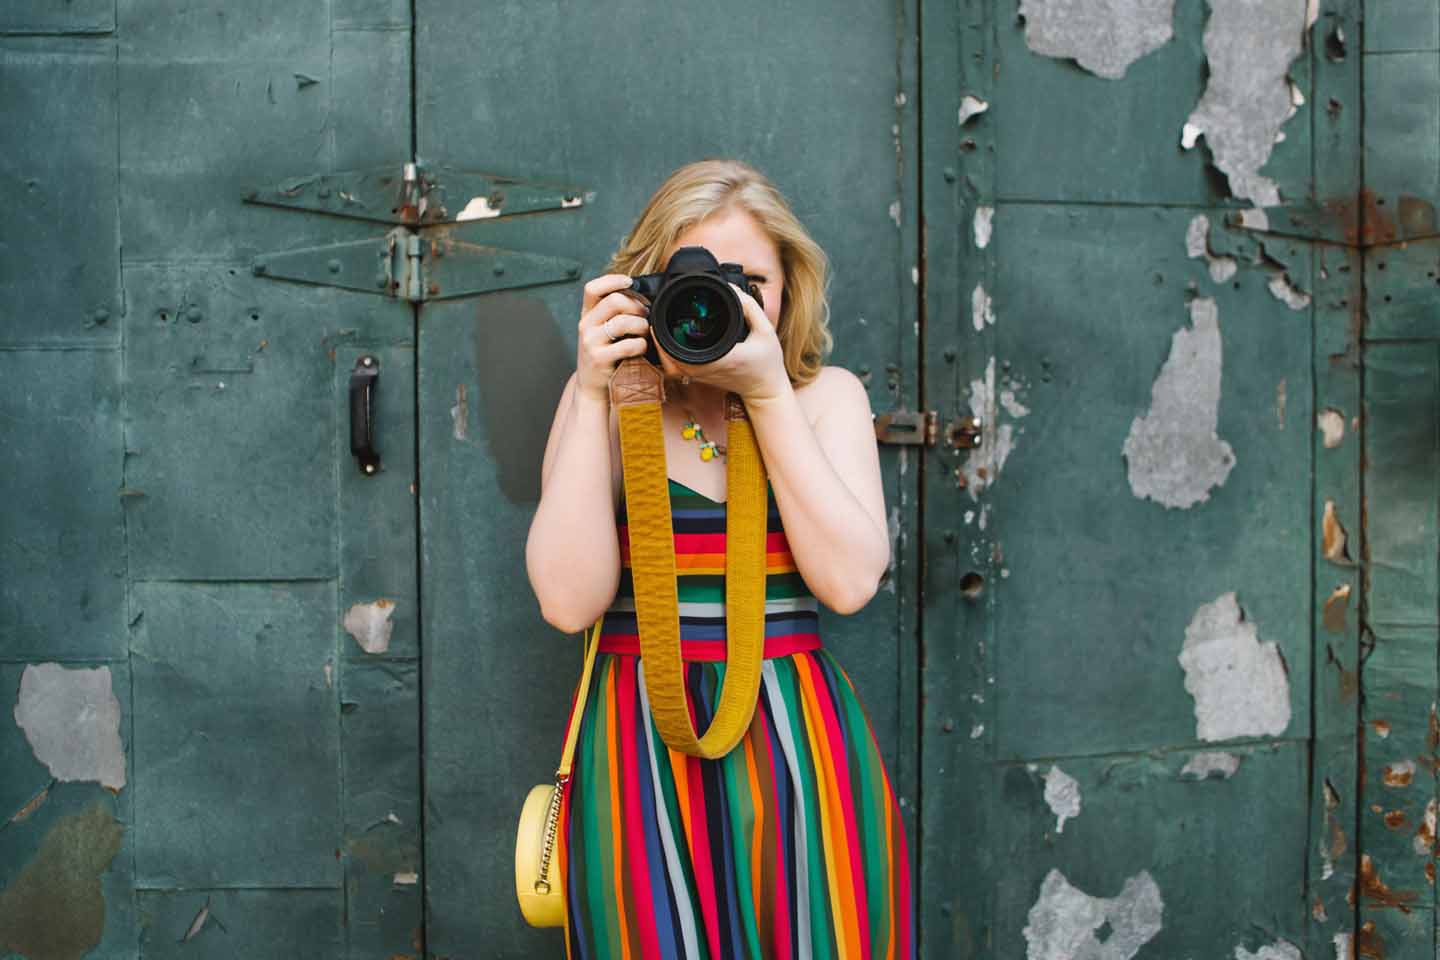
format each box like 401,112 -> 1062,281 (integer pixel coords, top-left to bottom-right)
627,246 -> 764,366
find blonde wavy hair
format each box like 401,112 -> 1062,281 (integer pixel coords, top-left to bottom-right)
603,158 -> 833,387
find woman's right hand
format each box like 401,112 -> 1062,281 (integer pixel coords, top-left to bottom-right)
576,273 -> 652,403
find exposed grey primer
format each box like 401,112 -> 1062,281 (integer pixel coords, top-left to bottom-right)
972,283 -> 995,331
1186,214 -> 1238,283
1017,0 -> 1175,80
974,205 -> 994,249
1317,408 -> 1345,448
958,94 -> 989,125
1043,765 -> 1081,833
1180,750 -> 1241,779
1123,297 -> 1235,509
1236,941 -> 1302,960
1179,592 -> 1291,741
1022,868 -> 1164,959
1267,271 -> 1312,310
451,383 -> 468,440
344,599 -> 397,654
13,663 -> 126,790
958,356 -> 1029,501
1180,0 -> 1306,207
1236,207 -> 1270,231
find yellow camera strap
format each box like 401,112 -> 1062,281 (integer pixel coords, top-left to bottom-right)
610,357 -> 767,759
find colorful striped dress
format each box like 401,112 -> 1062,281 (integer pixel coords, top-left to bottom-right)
556,476 -> 915,960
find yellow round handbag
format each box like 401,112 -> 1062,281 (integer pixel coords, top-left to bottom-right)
515,357 -> 770,928
514,617 -> 601,928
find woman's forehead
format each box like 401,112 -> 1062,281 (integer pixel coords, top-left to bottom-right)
668,207 -> 781,272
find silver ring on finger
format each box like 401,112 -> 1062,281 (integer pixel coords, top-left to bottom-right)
604,317 -> 617,341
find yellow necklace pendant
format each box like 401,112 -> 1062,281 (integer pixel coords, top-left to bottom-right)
682,412 -> 724,462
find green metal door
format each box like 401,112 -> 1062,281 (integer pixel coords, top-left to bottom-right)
914,0 -> 1422,956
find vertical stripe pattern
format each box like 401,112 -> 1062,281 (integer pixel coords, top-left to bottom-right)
558,478 -> 915,959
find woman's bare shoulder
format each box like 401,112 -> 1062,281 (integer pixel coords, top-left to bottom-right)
795,364 -> 867,421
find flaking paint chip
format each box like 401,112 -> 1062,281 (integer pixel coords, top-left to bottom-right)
344,599 -> 398,654
13,664 -> 126,790
1022,868 -> 1164,959
1017,0 -> 1175,80
1123,297 -> 1235,509
1178,592 -> 1291,742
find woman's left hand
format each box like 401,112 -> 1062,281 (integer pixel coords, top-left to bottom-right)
650,283 -> 791,403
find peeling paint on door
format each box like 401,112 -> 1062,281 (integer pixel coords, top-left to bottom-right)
1042,765 -> 1081,833
343,599 -> 398,654
1179,0 -> 1307,207
1022,868 -> 1164,959
1186,214 -> 1239,283
1179,750 -> 1241,779
13,663 -> 126,791
1016,0 -> 1174,80
1178,592 -> 1291,742
1122,297 -> 1235,509
957,356 -> 1029,499
1235,940 -> 1302,960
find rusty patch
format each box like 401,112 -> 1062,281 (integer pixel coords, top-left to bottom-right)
1381,760 -> 1415,787
1395,194 -> 1437,237
1383,809 -> 1407,829
1322,583 -> 1351,633
1338,665 -> 1359,703
1373,719 -> 1392,739
1323,500 -> 1352,564
1358,853 -> 1420,911
1356,920 -> 1381,959
1415,797 -> 1437,855
1356,919 -> 1382,958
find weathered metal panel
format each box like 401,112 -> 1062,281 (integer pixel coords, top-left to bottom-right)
993,744 -> 1307,955
1364,52 -> 1440,217
989,204 -> 1311,760
1308,238 -> 1365,955
919,0 -> 998,953
0,37 -> 120,346
1305,0 -> 1365,951
0,2 -> 113,34
925,0 -> 1337,956
129,581 -> 342,887
1364,345 -> 1438,627
1365,0 -> 1439,53
122,267 -> 339,579
412,0 -> 922,952
998,0 -> 1312,209
135,889 -> 345,957
0,667 -> 136,958
0,349 -> 127,660
114,0 -> 338,262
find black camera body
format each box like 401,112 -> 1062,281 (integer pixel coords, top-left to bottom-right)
628,246 -> 764,366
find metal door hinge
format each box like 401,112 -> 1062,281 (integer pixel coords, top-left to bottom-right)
873,410 -> 983,449
244,160 -> 586,302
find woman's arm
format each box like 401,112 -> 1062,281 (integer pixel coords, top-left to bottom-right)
525,370 -> 622,633
745,366 -> 890,614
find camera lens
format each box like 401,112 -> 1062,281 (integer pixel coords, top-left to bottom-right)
665,285 -> 728,351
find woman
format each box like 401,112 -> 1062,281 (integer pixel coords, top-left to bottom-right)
525,158 -> 915,959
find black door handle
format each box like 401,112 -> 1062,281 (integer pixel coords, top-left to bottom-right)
349,355 -> 381,475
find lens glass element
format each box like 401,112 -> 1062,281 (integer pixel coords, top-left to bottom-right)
665,284 -> 728,351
